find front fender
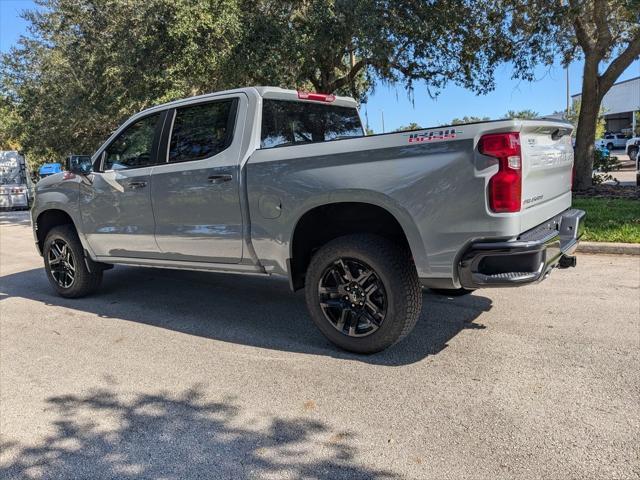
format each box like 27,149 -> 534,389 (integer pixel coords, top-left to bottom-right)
31,175 -> 93,257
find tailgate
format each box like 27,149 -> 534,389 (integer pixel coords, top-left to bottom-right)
519,122 -> 574,231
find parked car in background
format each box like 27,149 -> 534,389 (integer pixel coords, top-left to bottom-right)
39,163 -> 63,178
625,137 -> 640,185
31,86 -> 584,353
595,145 -> 610,157
596,133 -> 628,151
625,136 -> 639,161
0,150 -> 33,210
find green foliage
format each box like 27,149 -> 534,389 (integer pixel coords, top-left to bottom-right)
1,0 -> 242,168
572,198 -> 640,243
500,1 -> 639,81
394,123 -> 422,132
228,0 -> 515,99
0,0 -> 526,165
592,149 -> 622,185
0,97 -> 22,151
504,109 -> 538,120
4,0 -> 637,171
501,0 -> 640,189
450,116 -> 490,125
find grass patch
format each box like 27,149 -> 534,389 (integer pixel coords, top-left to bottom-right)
572,198 -> 640,243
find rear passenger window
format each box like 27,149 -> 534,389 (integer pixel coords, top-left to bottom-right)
261,99 -> 363,149
168,99 -> 236,163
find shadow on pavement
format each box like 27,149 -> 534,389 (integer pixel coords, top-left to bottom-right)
0,385 -> 397,479
0,264 -> 491,366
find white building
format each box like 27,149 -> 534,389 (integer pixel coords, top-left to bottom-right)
572,76 -> 639,135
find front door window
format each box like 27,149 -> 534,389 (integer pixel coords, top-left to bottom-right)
104,114 -> 161,170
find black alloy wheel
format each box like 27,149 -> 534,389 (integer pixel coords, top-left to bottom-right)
318,258 -> 387,338
47,238 -> 76,288
304,234 -> 422,353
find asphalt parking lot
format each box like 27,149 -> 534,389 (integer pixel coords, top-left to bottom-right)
1,211 -> 638,480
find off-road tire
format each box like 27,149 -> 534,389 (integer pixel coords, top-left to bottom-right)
43,225 -> 102,298
304,234 -> 422,353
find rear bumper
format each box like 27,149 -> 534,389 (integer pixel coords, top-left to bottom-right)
458,208 -> 585,289
0,193 -> 29,209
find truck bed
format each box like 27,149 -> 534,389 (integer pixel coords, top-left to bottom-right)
247,118 -> 574,286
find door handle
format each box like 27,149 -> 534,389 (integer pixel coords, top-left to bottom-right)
127,181 -> 147,189
207,174 -> 233,184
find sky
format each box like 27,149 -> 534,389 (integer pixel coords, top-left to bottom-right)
2,0 -> 639,133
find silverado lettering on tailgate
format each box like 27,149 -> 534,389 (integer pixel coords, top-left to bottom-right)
527,150 -> 573,170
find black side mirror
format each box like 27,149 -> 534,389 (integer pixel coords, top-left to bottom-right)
66,155 -> 93,175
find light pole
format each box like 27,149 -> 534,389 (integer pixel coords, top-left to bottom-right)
566,65 -> 570,118
381,110 -> 385,134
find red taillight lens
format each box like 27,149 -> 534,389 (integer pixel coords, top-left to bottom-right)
297,91 -> 336,102
488,168 -> 521,213
479,132 -> 522,213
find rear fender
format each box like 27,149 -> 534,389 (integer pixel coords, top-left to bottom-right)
288,189 -> 429,276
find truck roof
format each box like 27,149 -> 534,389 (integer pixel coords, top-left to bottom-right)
252,87 -> 358,108
137,86 -> 359,117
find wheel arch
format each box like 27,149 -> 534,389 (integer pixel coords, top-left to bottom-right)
287,196 -> 426,291
35,209 -> 78,254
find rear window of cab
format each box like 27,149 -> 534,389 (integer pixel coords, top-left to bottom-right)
260,99 -> 364,149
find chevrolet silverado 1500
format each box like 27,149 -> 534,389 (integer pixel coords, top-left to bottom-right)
31,87 -> 584,353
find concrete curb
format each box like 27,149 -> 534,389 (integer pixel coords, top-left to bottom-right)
577,241 -> 640,255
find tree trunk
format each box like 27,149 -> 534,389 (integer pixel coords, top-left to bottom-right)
573,57 -> 601,190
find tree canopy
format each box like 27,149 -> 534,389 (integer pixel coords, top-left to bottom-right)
1,0 -> 638,181
228,0 -> 513,98
394,123 -> 422,132
451,116 -> 491,125
1,0 -> 242,162
500,0 -> 640,188
504,109 -> 539,120
1,0 -> 513,165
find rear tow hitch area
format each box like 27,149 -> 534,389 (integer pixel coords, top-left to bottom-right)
458,208 -> 585,289
558,254 -> 577,269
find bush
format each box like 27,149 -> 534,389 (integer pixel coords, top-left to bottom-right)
592,148 -> 621,185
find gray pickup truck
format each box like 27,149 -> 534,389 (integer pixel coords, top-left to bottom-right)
31,86 -> 584,353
